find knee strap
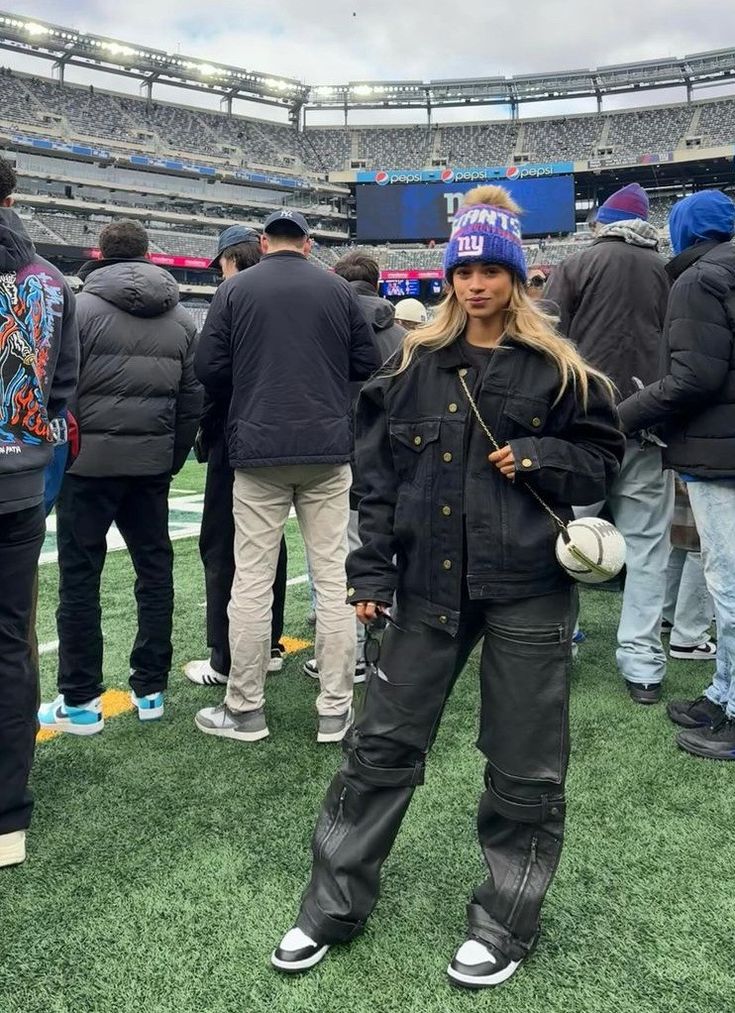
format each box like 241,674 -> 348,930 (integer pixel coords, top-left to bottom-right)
347,747 -> 425,788
484,777 -> 565,823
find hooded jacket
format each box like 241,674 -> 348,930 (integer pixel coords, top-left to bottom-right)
70,258 -> 201,477
0,209 -> 79,515
348,280 -> 406,363
617,238 -> 735,478
544,220 -> 670,400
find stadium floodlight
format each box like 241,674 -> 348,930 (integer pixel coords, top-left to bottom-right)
102,42 -> 136,58
23,21 -> 49,37
352,85 -> 373,95
196,63 -> 219,77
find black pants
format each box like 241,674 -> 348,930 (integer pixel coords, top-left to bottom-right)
199,435 -> 287,675
0,504 -> 45,834
56,474 -> 174,706
297,589 -> 575,961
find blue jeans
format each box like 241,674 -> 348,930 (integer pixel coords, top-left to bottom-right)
687,482 -> 735,718
663,547 -> 713,647
576,442 -> 674,685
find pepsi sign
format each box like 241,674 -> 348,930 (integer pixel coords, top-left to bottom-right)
357,162 -> 573,185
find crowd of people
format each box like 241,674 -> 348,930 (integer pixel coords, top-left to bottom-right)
0,153 -> 733,990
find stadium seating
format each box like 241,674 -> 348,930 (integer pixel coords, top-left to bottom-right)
3,69 -> 735,173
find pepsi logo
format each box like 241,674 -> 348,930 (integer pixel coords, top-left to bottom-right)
505,166 -> 520,180
440,168 -> 455,183
375,171 -> 389,185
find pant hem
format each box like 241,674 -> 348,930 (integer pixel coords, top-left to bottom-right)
297,903 -> 364,946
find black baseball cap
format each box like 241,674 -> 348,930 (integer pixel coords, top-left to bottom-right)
208,225 -> 260,269
263,209 -> 310,237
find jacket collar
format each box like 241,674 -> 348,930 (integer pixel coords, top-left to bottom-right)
78,256 -> 148,282
666,240 -> 722,283
435,334 -> 513,370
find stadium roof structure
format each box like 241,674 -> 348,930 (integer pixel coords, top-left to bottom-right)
1,11 -> 735,118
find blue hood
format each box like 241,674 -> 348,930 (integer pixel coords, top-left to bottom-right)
669,190 -> 735,256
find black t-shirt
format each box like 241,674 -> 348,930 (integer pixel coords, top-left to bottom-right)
459,336 -> 496,380
458,338 -> 499,517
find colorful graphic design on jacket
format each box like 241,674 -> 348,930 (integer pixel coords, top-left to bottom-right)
0,269 -> 62,446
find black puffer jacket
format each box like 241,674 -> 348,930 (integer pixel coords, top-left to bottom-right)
347,338 -> 624,633
70,259 -> 201,477
617,241 -> 735,478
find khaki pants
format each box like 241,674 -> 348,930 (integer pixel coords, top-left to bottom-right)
228,464 -> 355,717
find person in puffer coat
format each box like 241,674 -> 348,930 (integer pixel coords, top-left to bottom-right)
39,219 -> 202,736
618,189 -> 735,760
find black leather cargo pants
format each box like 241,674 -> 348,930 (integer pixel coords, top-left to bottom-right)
296,588 -> 575,961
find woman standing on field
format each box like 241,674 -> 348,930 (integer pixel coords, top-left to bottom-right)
272,187 -> 625,989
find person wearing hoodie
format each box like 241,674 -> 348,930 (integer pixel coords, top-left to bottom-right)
38,219 -> 202,736
545,183 -> 674,705
300,251 -> 406,686
618,189 -> 735,759
0,156 -> 79,869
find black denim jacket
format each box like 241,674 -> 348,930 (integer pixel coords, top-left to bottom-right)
346,337 -> 625,635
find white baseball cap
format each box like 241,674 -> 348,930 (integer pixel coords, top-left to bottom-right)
394,298 -> 427,324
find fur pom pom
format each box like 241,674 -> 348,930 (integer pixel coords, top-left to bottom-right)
462,185 -> 521,214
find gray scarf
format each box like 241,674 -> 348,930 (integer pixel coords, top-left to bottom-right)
596,218 -> 660,249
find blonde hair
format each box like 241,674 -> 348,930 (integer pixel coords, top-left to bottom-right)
394,186 -> 614,407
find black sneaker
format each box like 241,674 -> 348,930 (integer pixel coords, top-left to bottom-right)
660,618 -> 673,636
447,937 -> 529,989
667,695 -> 724,729
625,680 -> 662,705
271,927 -> 330,973
676,716 -> 735,761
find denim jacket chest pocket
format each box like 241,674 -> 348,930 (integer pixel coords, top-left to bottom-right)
389,418 -> 442,491
500,393 -> 552,440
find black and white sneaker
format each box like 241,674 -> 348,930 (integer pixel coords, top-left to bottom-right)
447,938 -> 525,989
268,644 -> 286,674
183,660 -> 228,686
669,640 -> 717,661
304,658 -> 366,684
271,927 -> 329,973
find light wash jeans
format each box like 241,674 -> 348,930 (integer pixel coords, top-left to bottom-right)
687,481 -> 735,718
575,441 -> 674,686
663,547 -> 714,647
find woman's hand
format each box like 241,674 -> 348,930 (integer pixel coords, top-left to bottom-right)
488,445 -> 516,479
355,602 -> 383,624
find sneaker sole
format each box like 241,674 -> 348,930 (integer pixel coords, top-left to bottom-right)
447,958 -> 522,989
137,707 -> 164,721
38,718 -> 104,736
0,835 -> 26,868
303,663 -> 319,680
271,945 -> 329,973
675,739 -> 735,761
193,716 -> 269,742
669,648 -> 717,661
267,658 -> 284,674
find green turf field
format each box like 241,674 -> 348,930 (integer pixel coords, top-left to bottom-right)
2,459 -> 733,1013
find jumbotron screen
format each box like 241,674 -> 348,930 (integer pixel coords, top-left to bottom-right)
356,176 -> 575,242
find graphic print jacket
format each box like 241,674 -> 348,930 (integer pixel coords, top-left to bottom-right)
0,209 -> 79,514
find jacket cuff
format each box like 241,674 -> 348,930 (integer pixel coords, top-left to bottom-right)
346,583 -> 394,607
508,437 -> 541,474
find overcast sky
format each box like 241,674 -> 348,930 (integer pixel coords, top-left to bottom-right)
8,1 -> 735,124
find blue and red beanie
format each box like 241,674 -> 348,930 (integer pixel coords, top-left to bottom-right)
596,183 -> 649,225
443,186 -> 527,282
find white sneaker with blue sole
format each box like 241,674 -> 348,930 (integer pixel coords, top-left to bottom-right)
131,691 -> 164,721
38,695 -> 104,736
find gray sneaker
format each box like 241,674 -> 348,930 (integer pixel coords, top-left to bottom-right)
194,703 -> 269,742
317,707 -> 353,744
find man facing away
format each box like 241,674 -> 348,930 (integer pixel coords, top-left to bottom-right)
39,220 -> 201,735
619,190 -> 735,759
194,210 -> 379,744
302,250 -> 405,686
0,155 -> 79,868
545,183 -> 674,705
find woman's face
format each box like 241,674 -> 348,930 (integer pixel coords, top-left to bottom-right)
452,263 -> 514,320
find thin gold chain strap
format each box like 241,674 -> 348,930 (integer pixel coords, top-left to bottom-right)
457,370 -> 568,534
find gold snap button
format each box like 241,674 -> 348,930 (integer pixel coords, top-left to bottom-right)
442,505 -> 451,517
442,559 -> 452,570
442,452 -> 453,463
347,587 -> 355,596
522,458 -> 533,468
413,435 -> 422,446
448,403 -> 458,413
439,615 -> 448,624
459,368 -> 468,377
532,417 -> 542,427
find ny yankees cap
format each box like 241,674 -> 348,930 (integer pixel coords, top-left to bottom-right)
263,208 -> 310,237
